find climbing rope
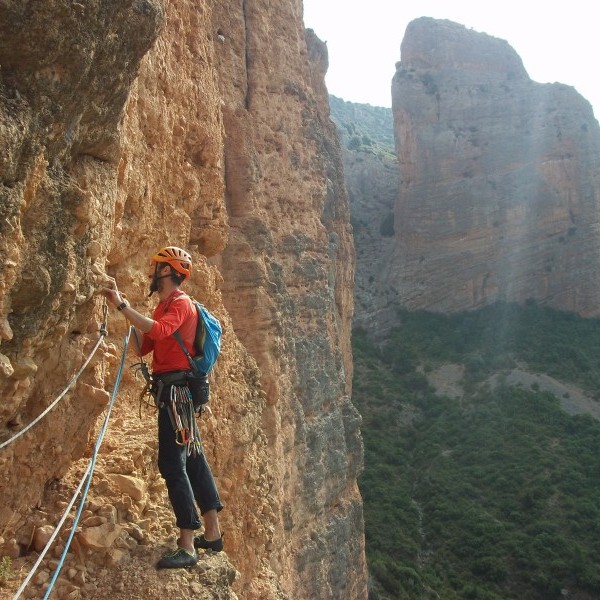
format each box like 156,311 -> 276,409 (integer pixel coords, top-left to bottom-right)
41,325 -> 132,600
12,325 -> 132,600
0,303 -> 109,451
11,463 -> 93,599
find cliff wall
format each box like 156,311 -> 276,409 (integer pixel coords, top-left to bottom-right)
328,97 -> 400,333
0,1 -> 366,599
388,18 -> 600,315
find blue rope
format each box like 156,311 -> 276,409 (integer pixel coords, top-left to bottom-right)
42,326 -> 132,600
12,463 -> 93,600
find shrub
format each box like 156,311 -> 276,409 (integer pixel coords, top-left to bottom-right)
0,557 -> 12,587
353,302 -> 600,599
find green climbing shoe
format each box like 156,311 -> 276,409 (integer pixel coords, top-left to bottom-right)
156,547 -> 198,569
193,533 -> 224,552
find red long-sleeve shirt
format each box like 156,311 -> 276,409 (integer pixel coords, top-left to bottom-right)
139,290 -> 198,374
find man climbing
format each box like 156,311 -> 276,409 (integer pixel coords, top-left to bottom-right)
101,246 -> 224,569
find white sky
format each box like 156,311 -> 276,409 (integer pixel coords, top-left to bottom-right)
302,0 -> 599,119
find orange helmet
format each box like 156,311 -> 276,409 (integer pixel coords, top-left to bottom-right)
151,246 -> 192,280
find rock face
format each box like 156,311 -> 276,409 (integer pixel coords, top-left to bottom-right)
387,18 -> 600,316
209,8 -> 364,598
329,97 -> 400,333
0,2 -> 366,599
346,148 -> 399,333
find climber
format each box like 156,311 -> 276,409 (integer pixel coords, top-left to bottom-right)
101,246 -> 224,569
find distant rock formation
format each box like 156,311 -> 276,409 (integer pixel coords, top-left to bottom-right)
328,97 -> 400,332
340,17 -> 600,330
389,17 -> 600,315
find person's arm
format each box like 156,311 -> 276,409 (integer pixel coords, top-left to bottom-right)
131,327 -> 149,357
100,277 -> 154,333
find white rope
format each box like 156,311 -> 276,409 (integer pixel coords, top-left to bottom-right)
0,304 -> 108,451
11,462 -> 93,599
13,325 -> 132,600
41,326 -> 131,600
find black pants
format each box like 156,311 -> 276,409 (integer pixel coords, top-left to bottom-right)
157,387 -> 223,530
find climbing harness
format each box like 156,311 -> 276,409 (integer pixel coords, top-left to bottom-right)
129,319 -> 202,448
129,329 -> 203,456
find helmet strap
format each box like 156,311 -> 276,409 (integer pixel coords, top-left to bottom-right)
148,263 -> 172,297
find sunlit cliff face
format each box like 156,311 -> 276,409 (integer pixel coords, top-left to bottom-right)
387,18 -> 600,317
0,1 -> 366,599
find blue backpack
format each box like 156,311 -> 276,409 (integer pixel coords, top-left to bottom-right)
174,300 -> 222,376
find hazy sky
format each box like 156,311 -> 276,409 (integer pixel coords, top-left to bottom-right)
302,0 -> 599,118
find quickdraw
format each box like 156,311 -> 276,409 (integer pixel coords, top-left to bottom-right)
168,385 -> 202,456
130,360 -> 157,418
99,302 -> 108,337
130,329 -> 159,417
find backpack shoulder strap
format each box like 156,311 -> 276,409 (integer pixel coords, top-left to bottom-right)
173,330 -> 192,359
172,295 -> 197,367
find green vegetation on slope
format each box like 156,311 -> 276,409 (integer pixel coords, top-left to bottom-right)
329,95 -> 396,157
353,302 -> 600,599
